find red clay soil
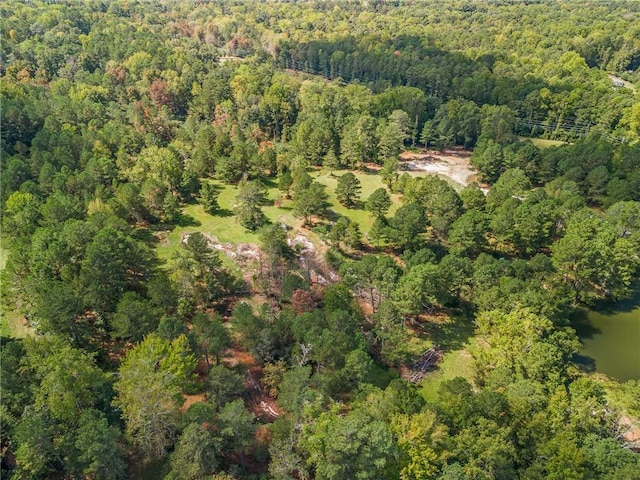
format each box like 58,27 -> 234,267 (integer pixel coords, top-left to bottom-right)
181,392 -> 206,412
223,347 -> 282,422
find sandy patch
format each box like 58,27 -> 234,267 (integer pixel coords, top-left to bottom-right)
182,232 -> 260,264
181,392 -> 206,412
400,149 -> 488,192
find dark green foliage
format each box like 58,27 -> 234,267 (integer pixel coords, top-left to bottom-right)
387,202 -> 427,248
329,216 -> 361,250
404,175 -> 463,236
173,232 -> 236,307
191,312 -> 231,369
230,302 -> 270,360
2,2 -> 639,479
12,407 -> 56,479
157,317 -> 189,341
459,183 -> 486,211
206,365 -> 244,408
335,172 -> 362,207
0,339 -> 33,423
302,404 -> 399,480
218,399 -> 256,460
551,209 -> 640,303
448,210 -> 488,256
168,423 -> 221,480
74,409 -> 127,480
366,187 -> 393,218
111,292 -> 159,342
80,225 -> 153,315
234,180 -> 267,231
293,180 -> 329,225
199,182 -> 220,214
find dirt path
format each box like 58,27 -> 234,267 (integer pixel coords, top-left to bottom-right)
400,148 -> 488,192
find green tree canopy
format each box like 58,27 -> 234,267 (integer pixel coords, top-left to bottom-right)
335,172 -> 362,207
113,334 -> 196,458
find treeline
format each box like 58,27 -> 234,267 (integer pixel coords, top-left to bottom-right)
277,35 -> 635,143
1,1 -> 640,479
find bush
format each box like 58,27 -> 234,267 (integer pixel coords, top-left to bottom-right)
325,246 -> 346,270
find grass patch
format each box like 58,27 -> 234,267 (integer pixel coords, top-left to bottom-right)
313,170 -> 402,236
156,179 -> 301,266
519,136 -> 567,149
418,311 -> 477,403
0,307 -> 32,338
157,168 -> 460,267
157,172 -> 399,266
419,345 -> 475,403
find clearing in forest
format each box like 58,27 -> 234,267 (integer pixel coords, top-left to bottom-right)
157,154 -> 481,267
399,148 -> 484,190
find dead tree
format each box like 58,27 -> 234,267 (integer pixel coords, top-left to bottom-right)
404,345 -> 443,383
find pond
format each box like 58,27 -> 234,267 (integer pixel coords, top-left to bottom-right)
572,291 -> 640,382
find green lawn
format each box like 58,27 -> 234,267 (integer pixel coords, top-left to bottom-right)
418,312 -> 477,403
157,168 -> 460,267
156,179 -> 300,265
158,172 -> 403,265
419,344 -> 475,403
313,169 -> 403,236
0,308 -> 32,338
519,136 -> 567,149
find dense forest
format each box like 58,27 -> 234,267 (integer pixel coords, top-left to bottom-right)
1,1 -> 640,479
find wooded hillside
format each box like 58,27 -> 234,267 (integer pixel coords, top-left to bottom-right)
1,1 -> 639,479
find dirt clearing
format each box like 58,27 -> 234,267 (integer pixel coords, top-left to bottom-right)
400,148 -> 487,192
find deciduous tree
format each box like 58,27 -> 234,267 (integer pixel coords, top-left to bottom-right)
113,334 -> 196,458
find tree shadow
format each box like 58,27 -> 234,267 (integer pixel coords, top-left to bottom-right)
171,213 -> 201,227
595,282 -> 640,315
323,209 -> 341,222
572,354 -> 597,373
570,309 -> 602,340
135,226 -> 162,245
423,309 -> 475,351
360,165 -> 381,175
261,177 -> 279,189
214,208 -> 234,218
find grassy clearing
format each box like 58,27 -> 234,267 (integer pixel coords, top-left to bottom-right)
420,345 -> 475,403
157,167 -> 463,267
313,169 -> 403,236
0,306 -> 31,338
157,171 -> 400,265
156,179 -> 300,265
519,136 -> 567,149
418,311 -> 477,403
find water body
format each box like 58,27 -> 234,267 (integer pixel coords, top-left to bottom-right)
572,292 -> 640,382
